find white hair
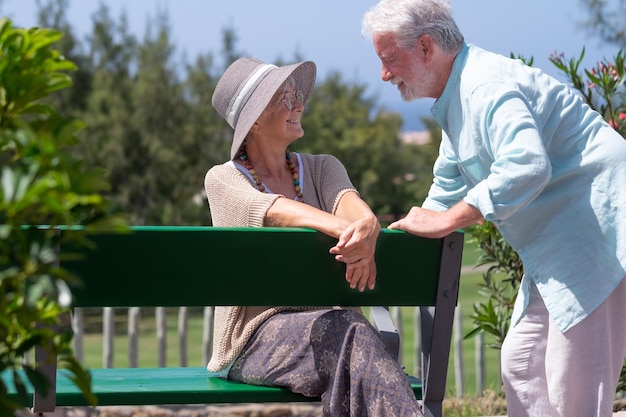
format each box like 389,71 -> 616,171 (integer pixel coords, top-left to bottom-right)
361,0 -> 464,54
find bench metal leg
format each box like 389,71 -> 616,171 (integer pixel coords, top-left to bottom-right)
419,232 -> 464,417
370,306 -> 400,361
32,344 -> 56,413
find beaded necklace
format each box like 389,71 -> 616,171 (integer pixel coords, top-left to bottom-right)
237,141 -> 303,201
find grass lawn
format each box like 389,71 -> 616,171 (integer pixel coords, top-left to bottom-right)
453,239 -> 503,395
76,238 -> 503,396
78,307 -> 209,369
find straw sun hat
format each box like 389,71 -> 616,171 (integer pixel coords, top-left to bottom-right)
212,57 -> 317,160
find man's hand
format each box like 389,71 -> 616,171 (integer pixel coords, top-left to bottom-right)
389,202 -> 483,238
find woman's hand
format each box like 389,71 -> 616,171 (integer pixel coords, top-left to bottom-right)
330,216 -> 379,292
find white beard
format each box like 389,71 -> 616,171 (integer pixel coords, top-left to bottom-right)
392,60 -> 436,101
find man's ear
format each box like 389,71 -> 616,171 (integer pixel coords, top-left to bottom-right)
417,35 -> 435,63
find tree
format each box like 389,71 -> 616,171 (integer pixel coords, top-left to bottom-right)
181,52 -> 231,223
125,11 -> 190,224
74,8 -> 233,226
579,0 -> 626,48
74,4 -> 140,221
74,6 -> 208,225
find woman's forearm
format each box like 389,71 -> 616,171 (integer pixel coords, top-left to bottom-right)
264,197 -> 351,238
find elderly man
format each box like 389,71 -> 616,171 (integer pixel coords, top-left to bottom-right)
362,1 -> 626,416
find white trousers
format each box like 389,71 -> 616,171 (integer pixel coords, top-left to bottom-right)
501,276 -> 626,417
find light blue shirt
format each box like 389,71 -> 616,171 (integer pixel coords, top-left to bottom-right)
425,43 -> 626,332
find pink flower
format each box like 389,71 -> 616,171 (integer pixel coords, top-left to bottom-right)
618,112 -> 626,121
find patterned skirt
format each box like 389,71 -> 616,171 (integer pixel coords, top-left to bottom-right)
229,309 -> 423,417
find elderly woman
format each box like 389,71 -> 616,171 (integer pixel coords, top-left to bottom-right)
204,57 -> 423,417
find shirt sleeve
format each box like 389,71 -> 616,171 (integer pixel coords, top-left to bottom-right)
204,164 -> 282,227
462,86 -> 552,223
422,130 -> 469,212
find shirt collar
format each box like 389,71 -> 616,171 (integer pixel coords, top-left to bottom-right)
431,43 -> 470,132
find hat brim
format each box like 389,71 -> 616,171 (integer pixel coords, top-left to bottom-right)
230,61 -> 316,160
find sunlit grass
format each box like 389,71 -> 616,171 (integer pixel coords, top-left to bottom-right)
443,390 -> 507,416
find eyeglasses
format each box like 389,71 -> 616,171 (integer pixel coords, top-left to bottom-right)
281,90 -> 305,110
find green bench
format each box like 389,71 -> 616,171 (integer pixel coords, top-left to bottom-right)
3,226 -> 463,417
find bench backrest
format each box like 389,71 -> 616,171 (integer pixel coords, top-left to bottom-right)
63,226 -> 462,308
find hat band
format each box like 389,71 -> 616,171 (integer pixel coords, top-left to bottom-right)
226,63 -> 276,126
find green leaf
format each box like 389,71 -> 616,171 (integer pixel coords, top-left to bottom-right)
14,334 -> 42,356
58,357 -> 97,406
10,369 -> 29,402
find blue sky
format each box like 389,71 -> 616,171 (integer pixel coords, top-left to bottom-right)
2,0 -> 621,131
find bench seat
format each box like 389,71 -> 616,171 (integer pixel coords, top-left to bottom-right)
5,367 -> 422,406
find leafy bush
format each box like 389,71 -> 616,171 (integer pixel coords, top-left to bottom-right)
0,18 -> 124,415
550,48 -> 626,136
464,221 -> 522,349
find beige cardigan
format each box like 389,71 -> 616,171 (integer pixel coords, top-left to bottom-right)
204,153 -> 356,372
